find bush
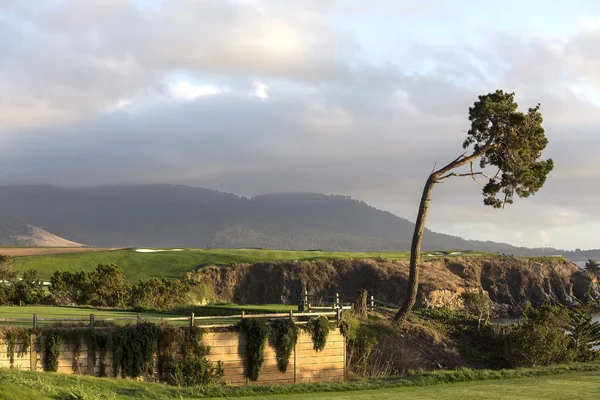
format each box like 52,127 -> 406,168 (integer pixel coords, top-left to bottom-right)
460,292 -> 494,329
165,357 -> 224,387
508,303 -> 573,367
130,277 -> 191,310
49,264 -> 191,310
0,266 -> 45,306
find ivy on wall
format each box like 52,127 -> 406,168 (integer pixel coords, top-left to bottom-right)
271,319 -> 298,373
1,328 -> 31,367
305,316 -> 332,352
44,331 -> 61,372
238,318 -> 270,381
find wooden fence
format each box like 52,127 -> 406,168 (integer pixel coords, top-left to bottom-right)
0,312 -> 345,385
0,310 -> 340,329
299,291 -> 398,314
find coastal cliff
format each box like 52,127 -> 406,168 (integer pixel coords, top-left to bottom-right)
188,256 -> 599,312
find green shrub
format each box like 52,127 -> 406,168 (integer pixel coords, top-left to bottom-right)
460,292 -> 493,328
305,316 -> 331,352
238,318 -> 270,381
508,303 -> 573,367
165,357 -> 224,387
50,264 -> 190,310
0,260 -> 45,306
130,277 -> 190,310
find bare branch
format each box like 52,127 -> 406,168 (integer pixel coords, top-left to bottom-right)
469,162 -> 485,187
493,168 -> 501,180
431,162 -> 438,174
437,169 -> 494,185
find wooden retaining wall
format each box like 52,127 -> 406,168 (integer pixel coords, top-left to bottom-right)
0,329 -> 345,385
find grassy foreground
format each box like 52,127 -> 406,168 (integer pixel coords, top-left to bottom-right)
1,362 -> 599,400
11,248 -> 487,282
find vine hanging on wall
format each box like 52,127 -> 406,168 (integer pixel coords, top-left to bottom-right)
111,322 -> 162,378
2,328 -> 31,367
238,318 -> 270,381
305,316 -> 331,352
89,328 -> 112,377
271,319 -> 298,373
44,331 -> 61,372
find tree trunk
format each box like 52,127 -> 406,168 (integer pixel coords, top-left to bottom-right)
355,289 -> 368,316
393,173 -> 437,324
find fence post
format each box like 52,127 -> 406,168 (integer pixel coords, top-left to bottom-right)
304,290 -> 308,313
370,295 -> 374,310
241,311 -> 245,320
190,312 -> 195,327
289,310 -> 293,321
90,314 -> 95,328
336,307 -> 341,324
137,313 -> 141,325
336,293 -> 340,309
33,314 -> 37,330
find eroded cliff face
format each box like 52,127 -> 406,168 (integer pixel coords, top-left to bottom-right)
187,256 -> 599,310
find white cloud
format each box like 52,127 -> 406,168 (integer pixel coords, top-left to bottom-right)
252,81 -> 268,99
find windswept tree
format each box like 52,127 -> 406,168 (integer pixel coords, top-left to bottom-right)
394,90 -> 554,324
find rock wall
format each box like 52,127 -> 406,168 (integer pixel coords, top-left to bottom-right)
188,256 -> 599,311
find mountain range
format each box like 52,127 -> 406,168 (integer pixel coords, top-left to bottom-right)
0,184 -> 595,261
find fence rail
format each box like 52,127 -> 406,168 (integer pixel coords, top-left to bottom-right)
299,291 -> 400,313
0,310 -> 341,329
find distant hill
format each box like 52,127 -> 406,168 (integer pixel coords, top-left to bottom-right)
0,216 -> 84,247
0,184 -> 592,259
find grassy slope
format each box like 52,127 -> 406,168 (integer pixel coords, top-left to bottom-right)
0,363 -> 599,400
12,248 -> 418,281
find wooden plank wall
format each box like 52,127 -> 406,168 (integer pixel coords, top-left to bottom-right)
0,328 -> 345,385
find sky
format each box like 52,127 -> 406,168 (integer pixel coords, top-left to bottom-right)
1,0 -> 600,250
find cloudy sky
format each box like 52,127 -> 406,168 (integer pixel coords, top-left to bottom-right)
1,0 -> 600,250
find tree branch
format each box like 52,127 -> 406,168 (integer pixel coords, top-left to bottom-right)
436,170 -> 493,184
433,140 -> 495,179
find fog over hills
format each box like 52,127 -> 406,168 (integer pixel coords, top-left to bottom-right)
0,184 -> 594,260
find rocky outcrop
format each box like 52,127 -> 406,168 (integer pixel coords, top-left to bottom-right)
188,256 -> 599,311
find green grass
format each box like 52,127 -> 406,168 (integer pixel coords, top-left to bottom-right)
12,248 -> 412,282
11,248 -> 487,282
0,305 -> 186,327
0,362 -> 599,399
0,304 -> 298,328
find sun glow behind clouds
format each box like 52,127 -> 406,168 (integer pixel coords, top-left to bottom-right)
169,81 -> 222,100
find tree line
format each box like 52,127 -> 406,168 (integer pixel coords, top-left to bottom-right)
0,255 -> 191,310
